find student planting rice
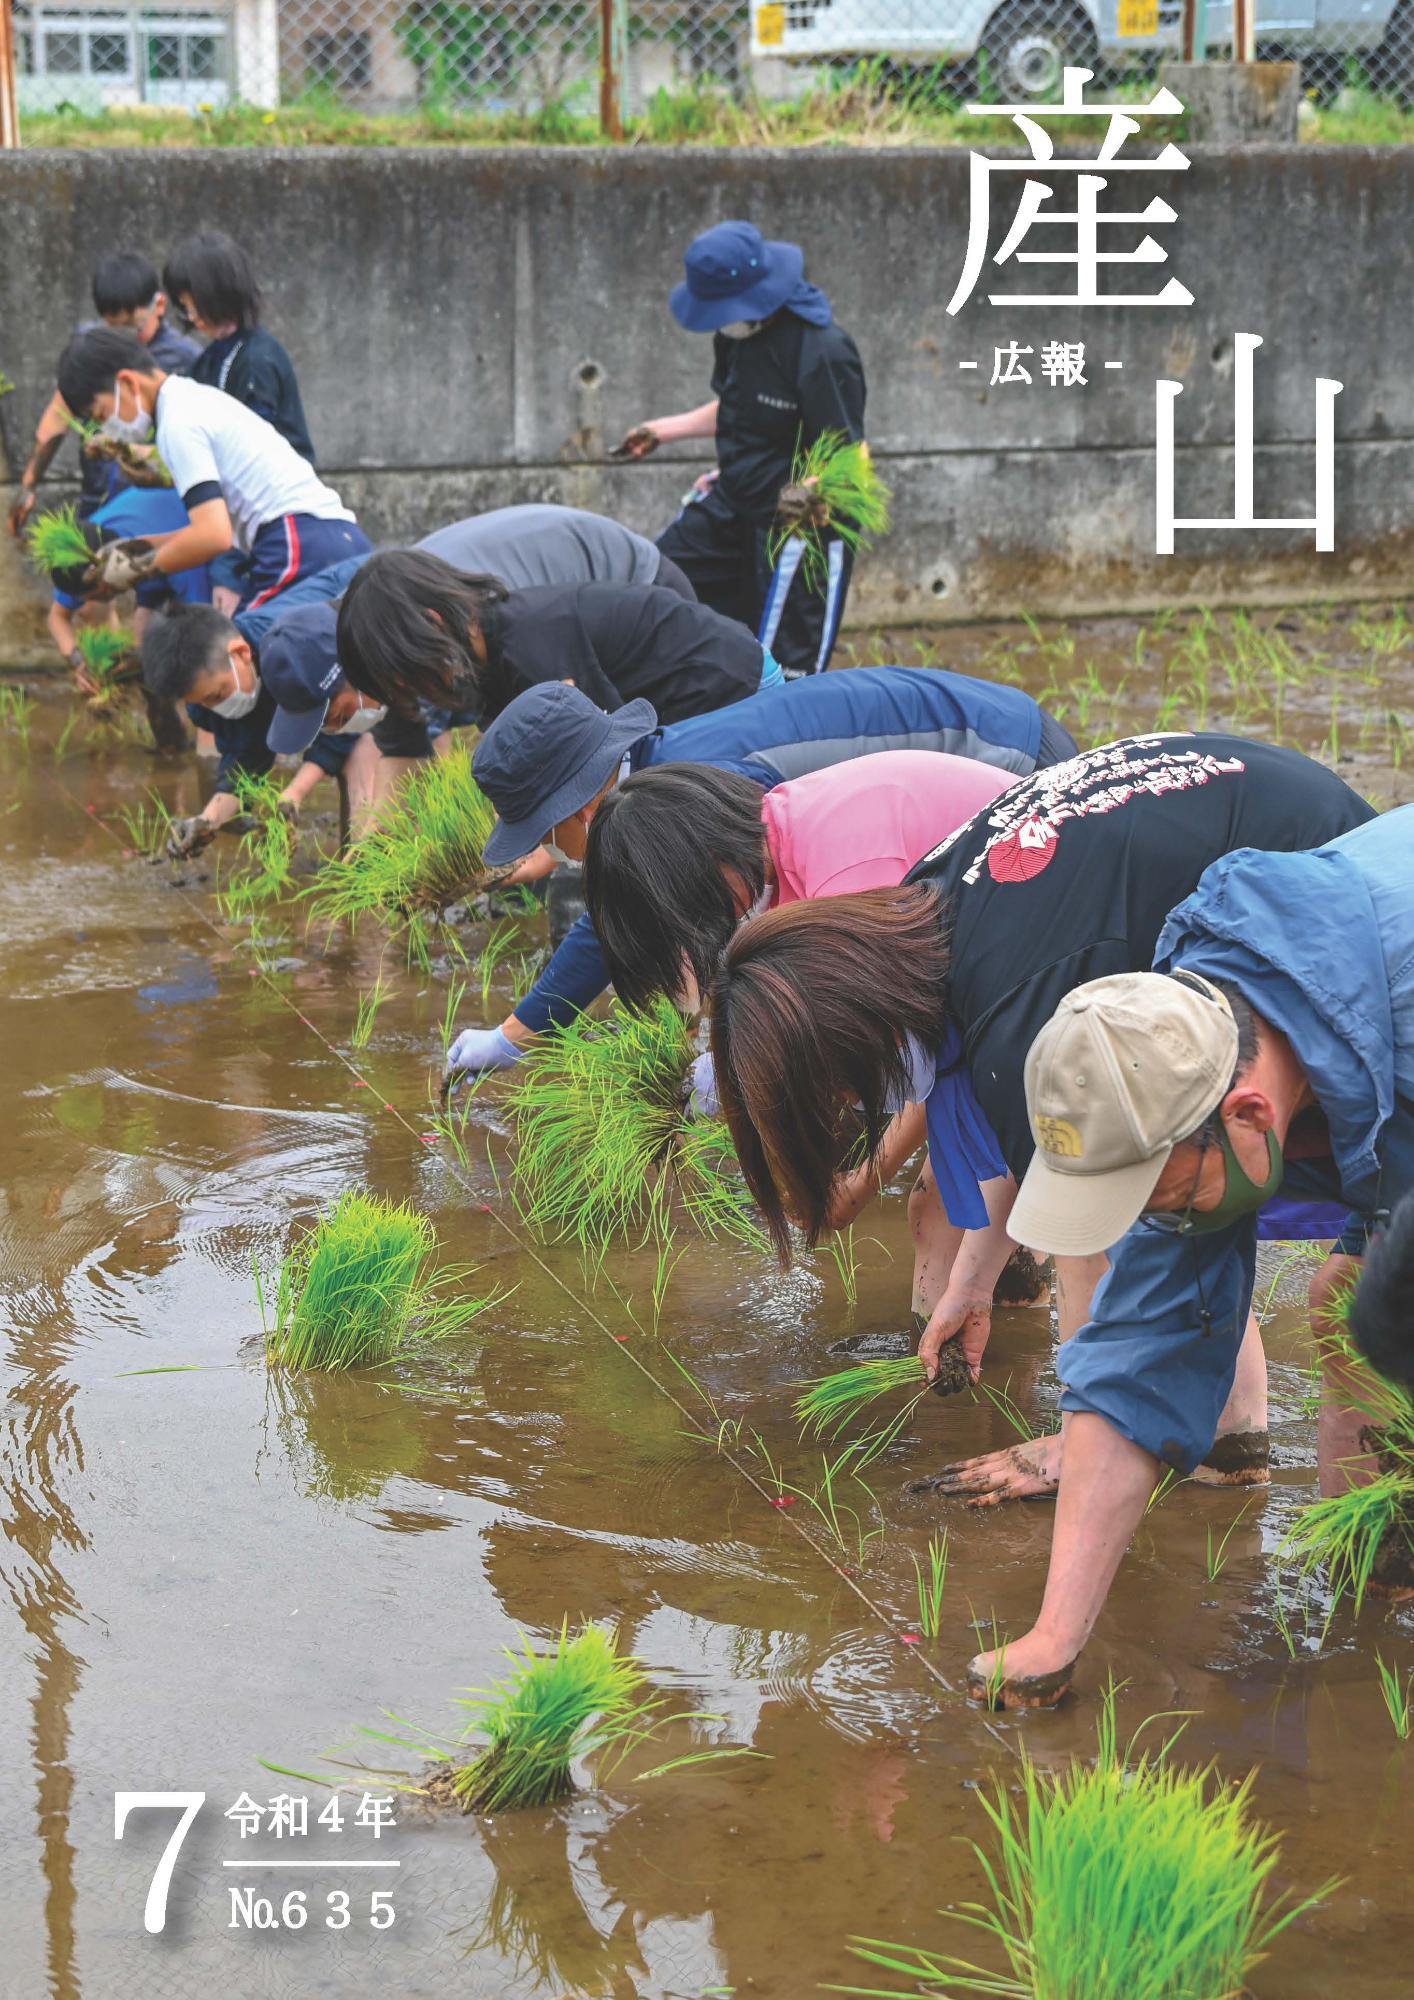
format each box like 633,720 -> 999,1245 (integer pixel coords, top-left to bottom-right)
333,546 -> 781,738
54,326 -> 371,614
937,804 -> 1414,1708
443,671 -> 1077,1076
616,220 -> 866,676
140,599 -> 364,857
704,737 -> 1373,1669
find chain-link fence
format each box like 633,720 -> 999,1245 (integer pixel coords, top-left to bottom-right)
12,0 -> 1413,121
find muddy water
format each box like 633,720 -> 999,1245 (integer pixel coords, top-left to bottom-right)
1,641 -> 1412,1999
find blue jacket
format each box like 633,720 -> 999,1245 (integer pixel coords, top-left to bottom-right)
516,666 -> 1057,1034
1060,807 -> 1414,1472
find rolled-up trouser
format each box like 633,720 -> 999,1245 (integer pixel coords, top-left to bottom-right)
1036,709 -> 1080,767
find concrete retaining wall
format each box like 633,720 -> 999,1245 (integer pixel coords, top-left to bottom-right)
1,143 -> 1409,648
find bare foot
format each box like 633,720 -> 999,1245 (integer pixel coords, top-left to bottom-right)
966,1632 -> 1077,1710
911,1431 -> 1063,1507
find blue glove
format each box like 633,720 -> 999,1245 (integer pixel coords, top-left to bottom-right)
687,1051 -> 720,1119
445,1025 -> 526,1077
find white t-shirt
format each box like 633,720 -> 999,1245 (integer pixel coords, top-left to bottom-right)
155,374 -> 354,552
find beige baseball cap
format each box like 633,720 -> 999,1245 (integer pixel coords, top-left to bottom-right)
1009,971 -> 1240,1257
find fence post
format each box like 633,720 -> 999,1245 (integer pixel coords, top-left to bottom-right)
1180,0 -> 1209,60
0,0 -> 20,149
599,0 -> 627,140
1232,0 -> 1255,59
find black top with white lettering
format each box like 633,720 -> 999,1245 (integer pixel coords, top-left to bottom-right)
710,311 -> 865,521
904,734 -> 1375,1174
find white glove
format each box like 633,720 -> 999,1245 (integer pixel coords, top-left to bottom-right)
445,1025 -> 526,1076
687,1050 -> 720,1119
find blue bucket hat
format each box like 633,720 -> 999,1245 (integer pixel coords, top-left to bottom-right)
261,601 -> 344,756
475,683 -> 658,868
670,220 -> 805,333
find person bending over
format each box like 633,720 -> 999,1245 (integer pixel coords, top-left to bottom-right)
705,736 -> 1372,1549
141,600 -> 359,857
54,327 -> 370,615
965,805 -> 1414,1707
334,549 -> 777,737
443,667 -> 1077,1075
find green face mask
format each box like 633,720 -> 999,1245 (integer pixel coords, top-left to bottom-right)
1179,1123 -> 1284,1235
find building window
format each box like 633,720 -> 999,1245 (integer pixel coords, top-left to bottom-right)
43,29 -> 83,73
89,30 -> 131,75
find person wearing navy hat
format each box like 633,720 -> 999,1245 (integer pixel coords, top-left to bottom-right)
614,219 -> 866,680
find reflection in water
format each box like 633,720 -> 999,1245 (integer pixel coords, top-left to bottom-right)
263,1370 -> 430,1506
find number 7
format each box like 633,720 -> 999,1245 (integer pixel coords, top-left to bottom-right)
114,1792 -> 206,1933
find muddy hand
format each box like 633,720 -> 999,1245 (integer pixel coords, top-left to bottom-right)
610,424 -> 660,462
84,538 -> 158,598
917,1294 -> 991,1389
8,487 -> 37,538
911,1432 -> 1063,1507
166,815 -> 219,861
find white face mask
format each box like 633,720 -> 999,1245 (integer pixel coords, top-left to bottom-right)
103,380 -> 154,445
544,838 -> 573,865
718,319 -> 762,341
734,879 -> 774,931
210,653 -> 260,721
337,697 -> 387,736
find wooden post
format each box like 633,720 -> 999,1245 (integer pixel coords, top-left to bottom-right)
0,0 -> 20,150
1180,0 -> 1209,60
1232,0 -> 1255,59
599,0 -> 626,141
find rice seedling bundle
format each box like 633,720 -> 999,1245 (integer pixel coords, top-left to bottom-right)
262,1188 -> 495,1372
1278,1290 -> 1414,1614
504,997 -> 763,1252
218,771 -> 297,919
306,746 -> 499,942
450,1622 -> 659,1812
27,503 -> 94,576
793,1354 -> 924,1447
771,430 -> 892,592
75,623 -> 137,687
840,1689 -> 1334,2000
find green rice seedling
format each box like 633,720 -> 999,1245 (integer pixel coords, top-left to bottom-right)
1278,1469 -> 1412,1623
794,1354 -> 926,1453
913,1531 -> 949,1639
26,502 -> 93,575
506,997 -> 761,1252
786,1447 -> 883,1560
0,686 -> 36,748
261,1188 -> 496,1373
351,974 -> 389,1050
217,771 -> 297,920
114,789 -> 173,857
439,973 -> 468,1059
770,429 -> 892,593
306,747 -> 499,953
448,1622 -> 662,1812
1205,1497 -> 1256,1581
476,919 -> 524,1007
51,710 -> 80,764
74,622 -> 137,699
827,1224 -> 861,1306
836,1684 -> 1336,2000
1375,1653 -> 1413,1740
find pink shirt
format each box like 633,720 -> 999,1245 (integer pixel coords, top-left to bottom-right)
762,750 -> 1015,905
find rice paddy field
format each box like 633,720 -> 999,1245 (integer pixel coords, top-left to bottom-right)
0,600 -> 1411,1998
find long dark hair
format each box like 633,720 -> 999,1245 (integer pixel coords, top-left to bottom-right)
710,886 -> 951,1262
335,551 -> 511,715
585,764 -> 768,1010
163,231 -> 262,328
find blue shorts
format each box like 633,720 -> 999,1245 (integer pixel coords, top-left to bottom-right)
241,515 -> 373,613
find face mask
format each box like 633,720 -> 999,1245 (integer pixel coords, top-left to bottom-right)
880,1033 -> 938,1117
211,655 -> 260,721
734,879 -> 774,932
1179,1124 -> 1284,1236
544,839 -> 572,864
337,699 -> 387,736
718,320 -> 762,341
103,381 -> 154,445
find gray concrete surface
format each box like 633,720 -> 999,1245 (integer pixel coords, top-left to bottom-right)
1,143 -> 1408,653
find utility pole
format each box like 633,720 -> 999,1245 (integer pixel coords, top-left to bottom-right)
0,0 -> 20,150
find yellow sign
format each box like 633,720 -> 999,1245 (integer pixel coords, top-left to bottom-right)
757,3 -> 785,46
1117,0 -> 1160,34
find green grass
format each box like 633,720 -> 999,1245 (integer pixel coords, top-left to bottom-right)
771,430 -> 892,594
306,746 -> 498,957
449,1622 -> 659,1812
505,997 -> 763,1253
26,503 -> 92,575
260,1188 -> 496,1373
217,772 -> 297,920
836,1685 -> 1336,2000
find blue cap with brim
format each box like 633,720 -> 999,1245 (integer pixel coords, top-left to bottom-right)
476,684 -> 659,869
670,220 -> 804,334
261,600 -> 343,757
